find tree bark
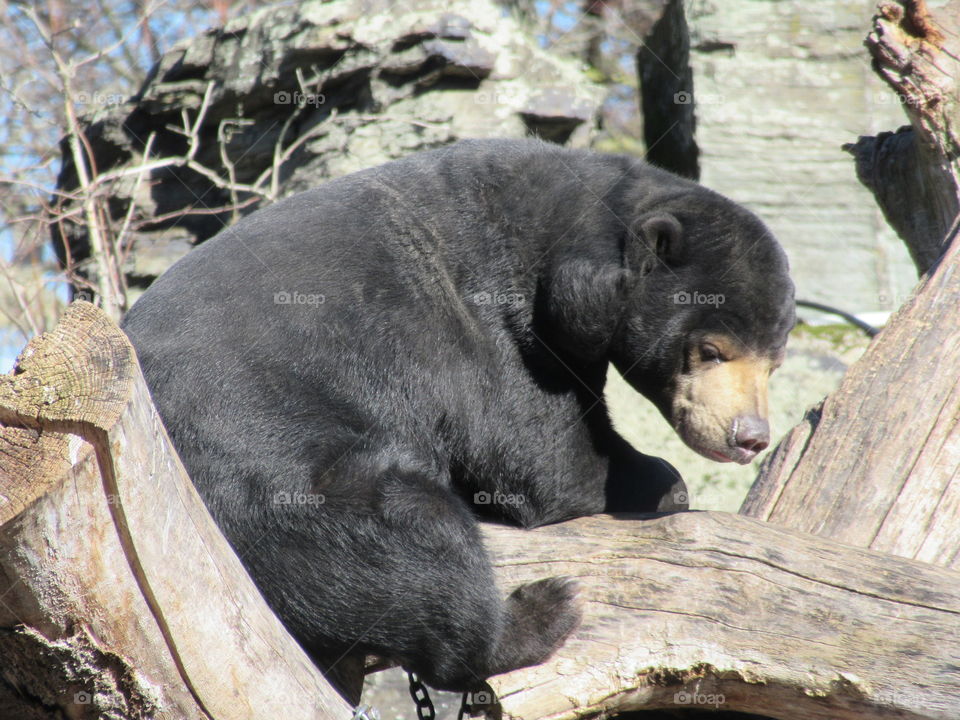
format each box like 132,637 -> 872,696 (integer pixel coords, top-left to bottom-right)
844,0 -> 960,274
636,0 -> 699,180
484,513 -> 960,720
0,302 -> 354,719
742,222 -> 960,568
745,1 -> 960,569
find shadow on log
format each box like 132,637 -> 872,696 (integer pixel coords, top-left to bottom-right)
1,303 -> 958,719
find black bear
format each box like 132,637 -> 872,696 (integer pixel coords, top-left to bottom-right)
121,138 -> 794,693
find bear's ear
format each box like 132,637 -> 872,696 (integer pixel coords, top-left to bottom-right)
630,213 -> 683,268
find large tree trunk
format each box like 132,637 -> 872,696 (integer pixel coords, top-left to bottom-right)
744,0 -> 960,570
636,0 -> 699,180
741,222 -> 960,568
3,303 -> 958,720
844,0 -> 960,274
0,302 -> 355,719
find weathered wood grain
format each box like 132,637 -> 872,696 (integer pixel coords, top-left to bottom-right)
743,233 -> 960,567
484,512 -> 960,720
0,301 -> 353,719
744,3 -> 960,569
845,0 -> 960,275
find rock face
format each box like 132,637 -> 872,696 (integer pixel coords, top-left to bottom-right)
55,0 -> 604,302
682,0 -> 918,315
56,0 -> 919,316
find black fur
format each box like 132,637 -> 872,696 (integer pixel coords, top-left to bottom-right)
121,138 -> 794,692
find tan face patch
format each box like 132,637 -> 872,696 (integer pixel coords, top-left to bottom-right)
670,335 -> 775,463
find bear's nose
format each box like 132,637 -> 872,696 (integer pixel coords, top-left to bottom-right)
734,415 -> 769,453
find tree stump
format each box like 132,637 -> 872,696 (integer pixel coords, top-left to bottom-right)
0,302 -> 354,719
844,0 -> 960,274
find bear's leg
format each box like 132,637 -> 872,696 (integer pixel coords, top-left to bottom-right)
239,464 -> 580,692
604,434 -> 689,513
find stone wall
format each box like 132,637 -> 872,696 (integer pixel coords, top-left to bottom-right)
686,0 -> 916,315
57,0 -> 917,316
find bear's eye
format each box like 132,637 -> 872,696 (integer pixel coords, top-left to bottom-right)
699,343 -> 724,363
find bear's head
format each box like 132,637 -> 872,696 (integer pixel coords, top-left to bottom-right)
545,187 -> 795,465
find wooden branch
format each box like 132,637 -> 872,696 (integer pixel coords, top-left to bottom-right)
747,0 -> 960,568
743,224 -> 960,568
0,302 -> 353,719
844,0 -> 960,274
483,513 -> 960,719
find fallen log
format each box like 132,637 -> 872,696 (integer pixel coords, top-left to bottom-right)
484,513 -> 960,720
2,302 -> 957,720
0,302 -> 354,719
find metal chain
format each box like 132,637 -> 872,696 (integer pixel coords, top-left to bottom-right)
457,692 -> 470,720
407,671 -> 436,720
